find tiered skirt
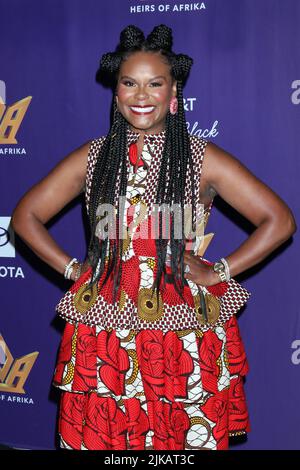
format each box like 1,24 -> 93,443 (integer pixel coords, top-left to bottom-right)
52,315 -> 250,450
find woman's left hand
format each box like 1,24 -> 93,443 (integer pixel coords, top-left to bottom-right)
182,250 -> 220,287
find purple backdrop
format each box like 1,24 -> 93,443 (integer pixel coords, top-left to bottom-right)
0,0 -> 299,450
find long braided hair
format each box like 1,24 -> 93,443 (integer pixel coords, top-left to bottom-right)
83,24 -> 197,307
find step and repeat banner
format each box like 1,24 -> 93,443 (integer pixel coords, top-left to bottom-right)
0,0 -> 299,450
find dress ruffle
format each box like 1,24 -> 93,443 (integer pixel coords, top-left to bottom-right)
53,315 -> 250,450
55,262 -> 251,333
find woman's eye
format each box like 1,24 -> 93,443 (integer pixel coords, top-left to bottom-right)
123,81 -> 134,86
150,82 -> 162,87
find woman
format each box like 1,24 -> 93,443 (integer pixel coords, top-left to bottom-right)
11,24 -> 296,451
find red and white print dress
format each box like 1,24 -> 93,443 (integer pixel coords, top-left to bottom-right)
52,128 -> 252,451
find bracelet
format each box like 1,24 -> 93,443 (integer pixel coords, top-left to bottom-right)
64,257 -> 78,280
221,257 -> 231,282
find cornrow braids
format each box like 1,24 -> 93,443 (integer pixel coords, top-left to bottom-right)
82,24 -> 196,311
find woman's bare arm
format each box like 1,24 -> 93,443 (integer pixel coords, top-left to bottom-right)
202,141 -> 297,279
11,140 -> 92,279
184,141 -> 296,286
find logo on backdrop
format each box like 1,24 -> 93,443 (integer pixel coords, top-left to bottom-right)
129,1 -> 207,14
291,340 -> 300,365
0,80 -> 6,105
184,97 -> 219,138
0,334 -> 39,396
291,80 -> 300,105
0,216 -> 15,257
0,216 -> 25,279
0,80 -> 30,155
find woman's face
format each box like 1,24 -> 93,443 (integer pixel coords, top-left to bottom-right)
116,51 -> 177,134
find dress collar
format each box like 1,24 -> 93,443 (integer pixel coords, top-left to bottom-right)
126,126 -> 166,145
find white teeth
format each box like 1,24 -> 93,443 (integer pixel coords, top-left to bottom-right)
130,106 -> 155,113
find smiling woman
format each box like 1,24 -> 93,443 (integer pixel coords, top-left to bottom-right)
11,24 -> 296,451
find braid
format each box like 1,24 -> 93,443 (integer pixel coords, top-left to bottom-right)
151,80 -> 194,304
82,24 -> 195,311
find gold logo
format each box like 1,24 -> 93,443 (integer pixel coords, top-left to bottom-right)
0,334 -> 39,394
0,96 -> 32,144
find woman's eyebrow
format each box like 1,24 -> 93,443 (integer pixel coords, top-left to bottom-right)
120,75 -> 166,81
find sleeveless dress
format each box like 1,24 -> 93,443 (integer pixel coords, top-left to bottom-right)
52,128 -> 252,451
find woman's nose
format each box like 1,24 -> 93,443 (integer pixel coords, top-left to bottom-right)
134,87 -> 149,99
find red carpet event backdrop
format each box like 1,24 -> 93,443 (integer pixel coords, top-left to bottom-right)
0,0 -> 299,450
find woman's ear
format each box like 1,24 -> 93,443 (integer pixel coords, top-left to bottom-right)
172,80 -> 177,96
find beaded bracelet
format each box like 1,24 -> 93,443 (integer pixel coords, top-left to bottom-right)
64,257 -> 77,279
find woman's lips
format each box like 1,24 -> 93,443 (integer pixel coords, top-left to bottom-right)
129,106 -> 156,115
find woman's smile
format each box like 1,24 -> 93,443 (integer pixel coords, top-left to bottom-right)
129,105 -> 156,115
